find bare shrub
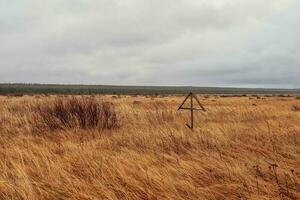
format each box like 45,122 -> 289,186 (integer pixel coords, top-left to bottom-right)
291,105 -> 300,112
12,94 -> 24,97
133,100 -> 142,105
33,97 -> 119,131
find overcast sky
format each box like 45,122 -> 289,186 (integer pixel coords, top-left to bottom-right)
0,0 -> 299,88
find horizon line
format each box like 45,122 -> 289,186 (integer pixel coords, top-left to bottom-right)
0,82 -> 299,90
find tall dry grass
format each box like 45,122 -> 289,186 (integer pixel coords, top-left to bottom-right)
0,95 -> 299,200
32,97 -> 119,132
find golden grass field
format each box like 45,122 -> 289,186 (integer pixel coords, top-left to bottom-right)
0,94 -> 299,200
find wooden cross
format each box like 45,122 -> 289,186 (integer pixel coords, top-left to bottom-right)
178,92 -> 206,129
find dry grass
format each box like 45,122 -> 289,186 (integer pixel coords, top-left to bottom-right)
0,95 -> 299,200
32,97 -> 119,132
291,105 -> 300,112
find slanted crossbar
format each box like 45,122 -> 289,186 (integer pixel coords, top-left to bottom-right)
178,92 -> 206,129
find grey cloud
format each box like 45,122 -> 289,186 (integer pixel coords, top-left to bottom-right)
0,0 -> 299,88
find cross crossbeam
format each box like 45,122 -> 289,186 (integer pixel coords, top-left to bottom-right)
177,92 -> 206,129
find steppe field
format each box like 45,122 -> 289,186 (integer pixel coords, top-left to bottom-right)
0,94 -> 299,200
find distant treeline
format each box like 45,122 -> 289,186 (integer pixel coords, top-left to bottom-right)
0,84 -> 300,95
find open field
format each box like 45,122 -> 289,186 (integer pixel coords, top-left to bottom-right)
0,94 -> 299,199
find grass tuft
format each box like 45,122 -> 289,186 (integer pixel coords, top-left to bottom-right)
291,104 -> 300,112
33,97 -> 119,131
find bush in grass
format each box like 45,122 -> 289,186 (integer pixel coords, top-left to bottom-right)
33,97 -> 119,131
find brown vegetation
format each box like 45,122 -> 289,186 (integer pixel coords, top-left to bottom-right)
32,97 -> 119,132
291,104 -> 300,112
0,95 -> 299,200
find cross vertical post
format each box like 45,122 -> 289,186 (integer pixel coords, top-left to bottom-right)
177,92 -> 206,129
